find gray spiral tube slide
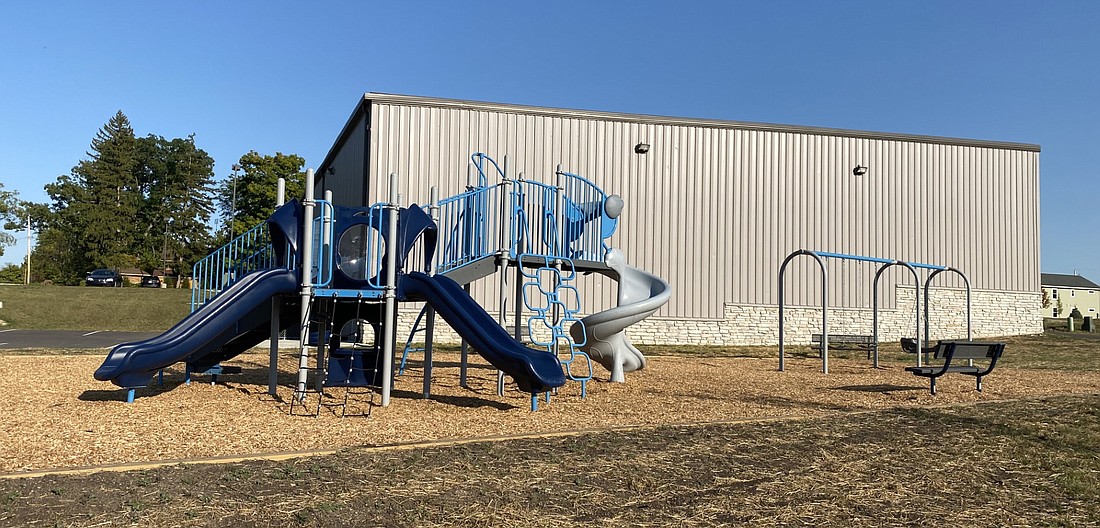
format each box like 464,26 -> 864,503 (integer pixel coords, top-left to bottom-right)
569,249 -> 672,382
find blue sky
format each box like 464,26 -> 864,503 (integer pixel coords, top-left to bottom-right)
1,1 -> 1098,281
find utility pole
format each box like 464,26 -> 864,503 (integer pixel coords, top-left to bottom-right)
24,213 -> 30,285
230,164 -> 240,241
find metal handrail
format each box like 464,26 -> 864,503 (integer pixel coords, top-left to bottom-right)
436,184 -> 502,274
310,200 -> 335,288
190,222 -> 278,311
556,168 -> 609,260
470,152 -> 505,188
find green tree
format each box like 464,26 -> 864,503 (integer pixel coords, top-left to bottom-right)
2,199 -> 51,283
218,151 -> 305,242
0,263 -> 22,284
0,182 -> 18,255
133,134 -> 216,276
32,111 -> 149,283
36,174 -> 91,284
61,111 -> 143,271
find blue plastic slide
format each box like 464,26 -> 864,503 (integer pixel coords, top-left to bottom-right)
94,268 -> 299,388
398,272 -> 566,394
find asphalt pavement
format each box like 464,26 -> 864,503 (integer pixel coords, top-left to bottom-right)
0,329 -> 161,349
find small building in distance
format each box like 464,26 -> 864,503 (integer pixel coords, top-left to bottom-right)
1041,273 -> 1100,318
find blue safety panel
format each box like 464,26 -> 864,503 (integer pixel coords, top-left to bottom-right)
312,288 -> 385,299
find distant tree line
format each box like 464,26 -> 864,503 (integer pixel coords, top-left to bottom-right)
0,111 -> 306,285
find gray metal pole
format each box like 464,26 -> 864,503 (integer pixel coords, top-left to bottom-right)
268,299 -> 280,396
25,214 -> 31,285
821,257 -> 829,374
924,270 -> 935,346
312,190 -> 335,394
555,165 -> 565,259
777,250 -> 827,372
423,186 -> 439,399
872,264 -> 886,369
905,262 -> 922,368
294,169 -> 316,398
380,173 -> 399,407
270,173 -> 283,396
960,270 -> 973,340
875,262 -> 923,367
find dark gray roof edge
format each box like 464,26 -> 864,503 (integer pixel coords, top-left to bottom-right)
361,92 -> 1042,153
1041,273 -> 1100,289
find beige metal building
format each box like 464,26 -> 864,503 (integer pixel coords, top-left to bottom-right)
316,93 -> 1042,345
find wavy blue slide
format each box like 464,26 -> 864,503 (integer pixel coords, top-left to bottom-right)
398,272 -> 566,394
94,268 -> 299,389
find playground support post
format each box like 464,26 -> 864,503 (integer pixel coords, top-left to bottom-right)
423,186 -> 439,399
872,261 -> 922,367
294,169 -> 317,398
313,190 -> 335,394
380,173 -> 400,407
494,177 -> 513,393
267,177 -> 286,396
780,249 -> 928,373
778,250 -> 828,372
924,267 -> 973,343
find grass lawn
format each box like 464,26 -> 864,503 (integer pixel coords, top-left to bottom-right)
0,284 -> 191,331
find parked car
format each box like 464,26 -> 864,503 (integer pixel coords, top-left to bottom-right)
140,275 -> 162,288
86,269 -> 123,287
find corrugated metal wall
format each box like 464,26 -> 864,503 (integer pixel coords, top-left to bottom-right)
320,110 -> 368,206
344,98 -> 1039,321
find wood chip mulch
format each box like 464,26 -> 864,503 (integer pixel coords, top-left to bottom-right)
2,349 -> 1097,474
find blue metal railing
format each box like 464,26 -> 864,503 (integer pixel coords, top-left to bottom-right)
432,156 -> 618,272
436,185 -> 502,274
306,200 -> 388,291
510,180 -> 559,258
471,152 -> 504,188
191,222 -> 278,311
557,169 -> 610,261
310,200 -> 335,288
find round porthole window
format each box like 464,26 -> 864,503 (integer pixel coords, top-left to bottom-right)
336,224 -> 382,282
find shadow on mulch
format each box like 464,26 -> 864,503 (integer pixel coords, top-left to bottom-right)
738,393 -> 854,413
831,383 -> 925,393
78,380 -> 188,402
389,388 -> 518,410
77,389 -> 131,401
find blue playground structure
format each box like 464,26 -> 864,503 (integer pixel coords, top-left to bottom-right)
94,153 -> 671,413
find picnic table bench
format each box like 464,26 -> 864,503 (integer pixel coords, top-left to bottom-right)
810,334 -> 877,358
904,340 -> 1005,395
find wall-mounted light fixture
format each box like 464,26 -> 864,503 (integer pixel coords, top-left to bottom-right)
634,142 -> 650,154
852,165 -> 867,176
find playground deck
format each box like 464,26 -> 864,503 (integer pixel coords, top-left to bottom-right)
3,346 -> 1099,475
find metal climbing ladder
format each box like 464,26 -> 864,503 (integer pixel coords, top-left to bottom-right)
399,305 -> 431,375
